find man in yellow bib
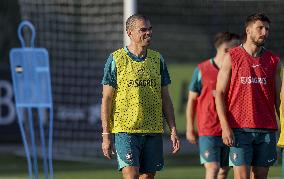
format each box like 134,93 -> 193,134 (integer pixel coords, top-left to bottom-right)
101,14 -> 180,179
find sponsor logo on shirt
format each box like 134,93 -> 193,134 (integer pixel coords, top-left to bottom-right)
251,64 -> 261,68
240,76 -> 267,85
137,67 -> 145,73
128,79 -> 157,87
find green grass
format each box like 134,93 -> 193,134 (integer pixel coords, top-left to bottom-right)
167,63 -> 197,132
0,154 -> 282,179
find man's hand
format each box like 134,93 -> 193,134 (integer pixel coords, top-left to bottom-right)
170,132 -> 180,154
222,126 -> 234,147
186,129 -> 198,144
102,134 -> 114,159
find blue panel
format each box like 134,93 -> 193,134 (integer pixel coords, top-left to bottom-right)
9,48 -> 52,108
10,20 -> 54,179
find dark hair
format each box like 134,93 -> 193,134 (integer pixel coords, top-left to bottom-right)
214,32 -> 240,49
245,13 -> 270,29
242,13 -> 270,42
126,14 -> 149,31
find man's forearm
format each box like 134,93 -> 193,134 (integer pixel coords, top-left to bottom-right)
164,109 -> 177,134
101,87 -> 113,133
163,97 -> 177,133
276,96 -> 280,119
215,92 -> 230,129
186,99 -> 197,132
101,99 -> 111,133
275,62 -> 282,119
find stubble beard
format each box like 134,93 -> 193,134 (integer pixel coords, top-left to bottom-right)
251,36 -> 266,47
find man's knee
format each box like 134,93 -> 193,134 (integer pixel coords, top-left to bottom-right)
251,166 -> 269,179
205,162 -> 219,170
139,173 -> 156,179
122,166 -> 140,179
218,167 -> 230,179
204,163 -> 223,179
233,165 -> 250,179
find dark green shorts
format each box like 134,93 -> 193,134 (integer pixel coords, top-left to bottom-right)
114,133 -> 164,173
229,130 -> 277,167
199,136 -> 230,166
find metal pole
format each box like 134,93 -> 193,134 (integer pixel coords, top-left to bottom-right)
123,0 -> 137,46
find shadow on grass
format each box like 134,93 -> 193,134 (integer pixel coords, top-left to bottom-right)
0,153 -> 201,175
164,153 -> 200,167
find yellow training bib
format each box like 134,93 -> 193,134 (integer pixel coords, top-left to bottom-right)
277,101 -> 284,147
110,48 -> 163,133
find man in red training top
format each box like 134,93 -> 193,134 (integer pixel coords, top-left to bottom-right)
215,13 -> 281,179
186,32 -> 239,179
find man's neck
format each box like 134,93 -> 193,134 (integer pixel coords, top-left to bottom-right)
127,44 -> 147,58
242,42 -> 263,57
213,51 -> 224,68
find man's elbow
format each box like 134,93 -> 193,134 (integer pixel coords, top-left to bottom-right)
215,90 -> 223,99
